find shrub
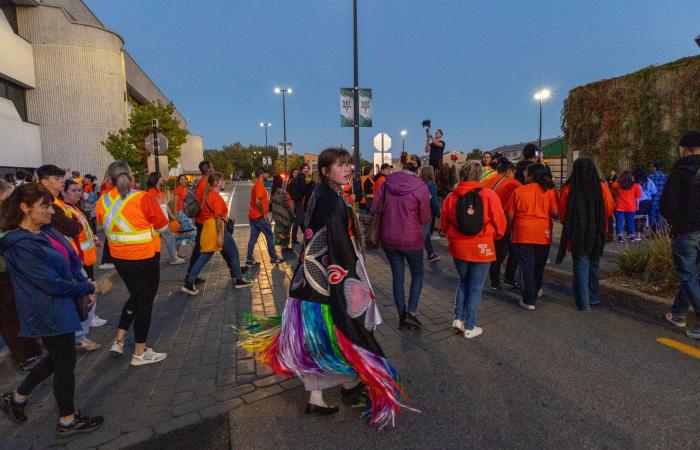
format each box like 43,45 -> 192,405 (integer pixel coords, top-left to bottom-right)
646,232 -> 679,289
617,242 -> 651,275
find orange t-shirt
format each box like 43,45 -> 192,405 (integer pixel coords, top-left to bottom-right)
611,182 -> 641,212
373,175 -> 386,198
83,183 -> 93,194
173,185 -> 187,211
481,175 -> 521,209
506,183 -> 559,245
199,189 -> 228,222
248,179 -> 269,220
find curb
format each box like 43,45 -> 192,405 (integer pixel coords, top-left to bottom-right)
544,266 -> 672,320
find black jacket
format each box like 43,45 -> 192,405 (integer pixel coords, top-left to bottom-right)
660,154 -> 700,237
515,159 -> 552,185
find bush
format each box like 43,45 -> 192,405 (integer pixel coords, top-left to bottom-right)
646,232 -> 679,289
617,242 -> 651,275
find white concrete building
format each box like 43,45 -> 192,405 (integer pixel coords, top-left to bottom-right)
0,0 -> 203,177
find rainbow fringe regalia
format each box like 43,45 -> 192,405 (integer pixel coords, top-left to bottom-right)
238,183 -> 413,428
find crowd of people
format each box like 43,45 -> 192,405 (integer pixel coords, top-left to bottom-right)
0,130 -> 699,433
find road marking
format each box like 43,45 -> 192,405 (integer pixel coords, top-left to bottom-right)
656,337 -> 700,360
227,181 -> 238,213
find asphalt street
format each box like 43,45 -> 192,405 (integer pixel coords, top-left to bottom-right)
225,181 -> 699,450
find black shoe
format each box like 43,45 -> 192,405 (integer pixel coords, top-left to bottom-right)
56,411 -> 104,437
405,313 -> 422,328
234,278 -> 253,289
1,392 -> 27,423
17,356 -> 41,374
305,403 -> 339,416
503,279 -> 521,289
194,277 -> 206,285
399,319 -> 419,330
270,256 -> 284,264
180,282 -> 198,296
239,265 -> 249,276
246,260 -> 261,266
340,382 -> 365,398
426,253 -> 441,262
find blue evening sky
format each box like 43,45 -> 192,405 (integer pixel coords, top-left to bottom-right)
87,0 -> 700,160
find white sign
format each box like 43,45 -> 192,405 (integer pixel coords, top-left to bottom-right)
147,155 -> 169,178
373,152 -> 392,174
373,133 -> 391,152
277,142 -> 293,156
145,133 -> 168,155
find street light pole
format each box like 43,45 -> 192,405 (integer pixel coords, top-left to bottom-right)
275,88 -> 292,174
352,0 -> 360,190
259,122 -> 271,149
538,98 -> 543,150
533,89 -> 551,151
401,130 -> 407,153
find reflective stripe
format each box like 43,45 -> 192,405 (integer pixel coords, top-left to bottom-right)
100,190 -> 154,245
80,240 -> 96,251
106,231 -> 153,243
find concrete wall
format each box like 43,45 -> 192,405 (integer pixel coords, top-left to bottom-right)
0,97 -> 42,168
0,8 -> 35,87
179,134 -> 204,174
16,4 -> 128,176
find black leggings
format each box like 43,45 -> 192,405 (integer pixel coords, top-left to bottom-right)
18,333 -> 76,417
113,254 -> 160,343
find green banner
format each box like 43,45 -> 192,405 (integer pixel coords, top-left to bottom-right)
340,88 -> 372,127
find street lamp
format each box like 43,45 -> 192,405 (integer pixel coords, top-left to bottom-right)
533,88 -> 551,151
274,87 -> 292,174
259,122 -> 271,149
400,130 -> 407,152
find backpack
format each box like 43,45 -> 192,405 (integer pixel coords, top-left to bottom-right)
183,183 -> 201,219
456,188 -> 484,236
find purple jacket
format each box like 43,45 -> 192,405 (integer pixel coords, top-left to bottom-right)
371,170 -> 432,251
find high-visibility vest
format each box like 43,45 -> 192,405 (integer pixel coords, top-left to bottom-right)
52,197 -> 82,257
360,175 -> 374,204
96,188 -> 156,261
65,204 -> 97,267
342,183 -> 354,203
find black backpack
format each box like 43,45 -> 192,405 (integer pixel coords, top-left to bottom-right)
456,189 -> 484,236
183,183 -> 201,219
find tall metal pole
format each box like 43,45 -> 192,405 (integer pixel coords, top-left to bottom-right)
538,98 -> 543,151
264,125 -> 268,149
152,118 -> 159,174
402,136 -> 405,152
352,0 -> 360,190
282,91 -> 288,175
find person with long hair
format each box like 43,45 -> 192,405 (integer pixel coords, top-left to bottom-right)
0,184 -> 103,435
97,161 -> 169,365
442,161 -> 507,338
0,181 -> 43,373
419,166 -> 440,262
632,167 -> 656,240
611,170 -> 641,242
506,164 -> 558,310
480,151 -> 496,180
556,157 -> 614,310
182,172 -> 252,295
146,172 -> 185,265
240,148 -> 410,427
372,152 -> 432,329
270,174 -> 295,250
171,174 -> 196,256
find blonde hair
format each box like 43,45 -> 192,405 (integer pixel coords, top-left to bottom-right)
419,166 -> 435,182
459,161 -> 483,182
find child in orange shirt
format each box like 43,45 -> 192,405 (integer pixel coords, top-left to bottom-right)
610,170 -> 641,242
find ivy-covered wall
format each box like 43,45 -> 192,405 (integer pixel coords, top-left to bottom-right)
562,55 -> 700,172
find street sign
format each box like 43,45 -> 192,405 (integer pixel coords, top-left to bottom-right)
373,133 -> 391,152
145,133 -> 168,155
277,142 -> 293,156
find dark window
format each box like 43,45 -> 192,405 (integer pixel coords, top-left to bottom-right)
0,0 -> 18,34
0,77 -> 28,121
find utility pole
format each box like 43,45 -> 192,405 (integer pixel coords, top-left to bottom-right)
352,0 -> 360,190
152,119 -> 159,174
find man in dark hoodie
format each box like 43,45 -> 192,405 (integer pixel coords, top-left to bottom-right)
515,143 -> 552,185
660,131 -> 700,339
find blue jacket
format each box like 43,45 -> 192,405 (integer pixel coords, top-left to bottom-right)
0,226 -> 94,337
427,181 -> 440,218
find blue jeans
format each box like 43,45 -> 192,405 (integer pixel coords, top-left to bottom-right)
572,255 -> 600,310
188,231 -> 243,283
247,218 -> 277,262
671,231 -> 700,318
614,211 -> 635,237
383,248 -> 424,320
512,243 -> 550,306
453,258 -> 490,330
423,223 -> 434,256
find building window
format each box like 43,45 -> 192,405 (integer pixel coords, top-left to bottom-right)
0,77 -> 28,121
0,0 -> 18,34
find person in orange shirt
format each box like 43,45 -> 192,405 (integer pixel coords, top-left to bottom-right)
556,157 -> 615,311
442,161 -> 507,338
372,163 -> 392,199
246,166 -> 282,265
481,160 -> 522,289
182,172 -> 252,294
97,161 -> 169,366
146,172 -> 184,265
610,170 -> 641,242
506,164 -> 559,310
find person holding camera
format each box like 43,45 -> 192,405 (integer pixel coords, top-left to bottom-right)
424,121 -> 446,169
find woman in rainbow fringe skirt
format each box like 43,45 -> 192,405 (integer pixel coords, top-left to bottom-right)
240,148 -> 410,428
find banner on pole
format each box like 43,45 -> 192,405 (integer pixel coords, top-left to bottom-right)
340,88 -> 372,127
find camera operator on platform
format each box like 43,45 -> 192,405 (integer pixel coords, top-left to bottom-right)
423,120 -> 445,169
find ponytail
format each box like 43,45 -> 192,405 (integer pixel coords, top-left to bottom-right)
202,171 -> 224,208
106,161 -> 134,199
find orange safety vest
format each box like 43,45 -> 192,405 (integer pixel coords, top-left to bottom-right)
53,197 -> 82,257
96,188 -> 156,261
342,183 -> 354,203
65,204 -> 97,267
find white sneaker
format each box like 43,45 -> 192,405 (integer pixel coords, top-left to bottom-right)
452,320 -> 464,333
75,338 -> 101,352
109,340 -> 124,356
538,288 -> 544,298
430,235 -> 441,241
519,300 -> 536,310
463,327 -> 483,339
98,263 -> 115,270
130,348 -> 167,366
170,257 -> 186,265
90,316 -> 108,327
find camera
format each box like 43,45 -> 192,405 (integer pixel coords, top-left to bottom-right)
421,119 -> 431,130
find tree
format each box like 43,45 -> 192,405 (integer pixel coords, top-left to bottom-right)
273,154 -> 305,176
466,148 -> 483,160
102,101 -> 188,177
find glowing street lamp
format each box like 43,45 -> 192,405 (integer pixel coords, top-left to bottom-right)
259,122 -> 271,149
274,87 -> 292,174
533,89 -> 552,150
400,130 -> 407,152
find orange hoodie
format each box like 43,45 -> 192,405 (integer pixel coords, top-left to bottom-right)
441,181 -> 507,262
